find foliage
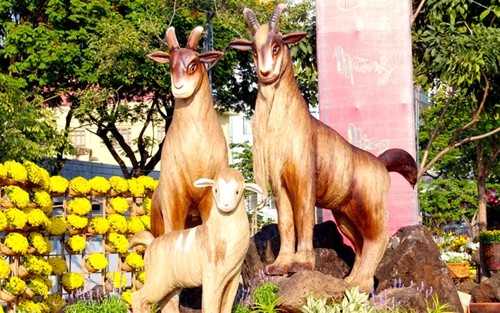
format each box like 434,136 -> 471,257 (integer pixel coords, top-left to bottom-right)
0,0 -> 317,177
437,233 -> 478,264
479,230 -> 500,243
66,235 -> 87,252
300,286 -> 453,313
230,141 -> 254,183
89,176 -> 111,194
61,272 -> 85,291
49,175 -> 69,194
418,179 -> 477,229
250,282 -> 283,313
413,0 -> 500,232
109,197 -> 129,214
87,253 -> 109,271
0,75 -> 72,163
2,276 -> 27,295
67,197 -> 92,215
4,232 -> 29,253
65,296 -> 128,313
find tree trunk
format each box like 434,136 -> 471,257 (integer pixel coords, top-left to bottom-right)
476,141 -> 489,280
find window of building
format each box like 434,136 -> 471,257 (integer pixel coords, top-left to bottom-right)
70,130 -> 86,148
243,117 -> 252,135
113,127 -> 132,147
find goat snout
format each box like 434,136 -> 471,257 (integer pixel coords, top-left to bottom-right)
259,69 -> 271,77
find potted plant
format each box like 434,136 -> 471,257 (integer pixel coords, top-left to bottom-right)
1,276 -> 27,300
88,217 -> 110,235
479,230 -> 500,272
84,253 -> 108,273
61,272 -> 84,293
441,251 -> 471,279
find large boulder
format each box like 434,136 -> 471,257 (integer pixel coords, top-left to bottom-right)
375,224 -> 463,313
241,222 -> 354,285
275,270 -> 348,313
375,287 -> 427,312
469,272 -> 500,303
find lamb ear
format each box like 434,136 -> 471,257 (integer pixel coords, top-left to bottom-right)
147,51 -> 170,64
244,183 -> 263,195
194,178 -> 215,188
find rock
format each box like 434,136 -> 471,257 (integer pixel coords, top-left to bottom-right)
241,222 -> 354,286
375,225 -> 464,313
375,287 -> 427,313
275,270 -> 348,313
470,272 -> 500,303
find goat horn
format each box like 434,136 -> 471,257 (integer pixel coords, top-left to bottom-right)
243,8 -> 260,35
269,3 -> 287,33
165,27 -> 180,52
186,26 -> 204,50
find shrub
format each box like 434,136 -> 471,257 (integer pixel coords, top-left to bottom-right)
65,296 -> 128,313
479,230 -> 500,243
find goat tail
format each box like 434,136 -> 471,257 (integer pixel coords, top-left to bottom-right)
377,148 -> 418,187
128,230 -> 155,250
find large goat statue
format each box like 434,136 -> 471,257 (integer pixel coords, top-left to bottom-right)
228,4 -> 418,290
147,26 -> 228,238
130,168 -> 262,313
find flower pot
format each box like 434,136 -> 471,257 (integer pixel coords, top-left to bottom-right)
447,262 -> 470,279
68,228 -> 84,236
63,285 -> 81,293
22,287 -> 35,299
64,244 -> 83,255
0,244 -> 18,256
83,258 -> 98,273
10,263 -> 29,279
104,242 -> 117,254
470,302 -> 500,313
132,204 -> 146,216
120,261 -> 134,272
0,290 -> 16,302
482,242 -> 500,271
0,199 -> 16,208
133,277 -> 144,289
134,244 -> 147,255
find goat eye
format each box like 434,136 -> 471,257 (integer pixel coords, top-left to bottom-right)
188,62 -> 197,73
214,188 -> 218,193
236,190 -> 239,195
272,45 -> 280,55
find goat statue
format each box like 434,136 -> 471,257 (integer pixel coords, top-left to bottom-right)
130,168 -> 262,313
147,26 -> 229,237
228,4 -> 418,291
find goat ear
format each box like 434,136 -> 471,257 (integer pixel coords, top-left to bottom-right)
199,51 -> 224,65
227,39 -> 253,52
147,51 -> 170,64
244,183 -> 263,195
194,178 -> 215,188
282,31 -> 307,45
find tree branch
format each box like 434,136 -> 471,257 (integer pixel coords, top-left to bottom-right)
411,0 -> 427,25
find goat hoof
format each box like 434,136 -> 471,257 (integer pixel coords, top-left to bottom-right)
265,264 -> 288,276
289,262 -> 314,273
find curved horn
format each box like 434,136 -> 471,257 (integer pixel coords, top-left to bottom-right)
186,26 -> 204,50
269,3 -> 287,33
243,8 -> 260,35
165,27 -> 180,52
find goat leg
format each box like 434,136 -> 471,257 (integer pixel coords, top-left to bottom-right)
266,187 -> 294,275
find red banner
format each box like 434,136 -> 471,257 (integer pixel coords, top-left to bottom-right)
316,0 -> 419,235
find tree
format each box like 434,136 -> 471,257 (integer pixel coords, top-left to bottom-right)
412,0 -> 500,231
0,74 -> 72,165
0,0 -> 316,177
